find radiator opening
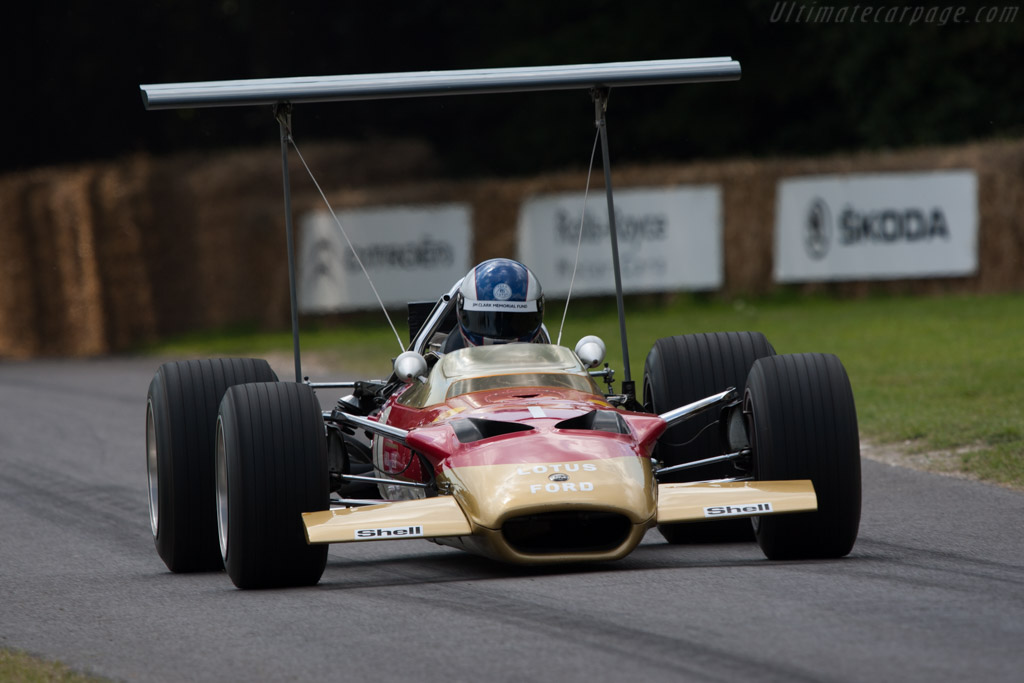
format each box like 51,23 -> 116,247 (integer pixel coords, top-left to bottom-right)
502,511 -> 631,554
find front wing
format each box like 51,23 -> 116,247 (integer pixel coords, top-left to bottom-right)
302,480 -> 816,544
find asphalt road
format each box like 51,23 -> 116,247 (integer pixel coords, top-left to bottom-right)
1,357 -> 1022,682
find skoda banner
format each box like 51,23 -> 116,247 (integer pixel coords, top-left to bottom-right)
774,170 -> 978,282
298,204 -> 472,312
517,186 -> 723,297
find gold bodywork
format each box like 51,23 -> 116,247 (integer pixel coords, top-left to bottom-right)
431,522 -> 652,565
303,496 -> 472,544
443,456 -> 656,528
302,455 -> 818,564
656,480 -> 817,523
433,455 -> 657,564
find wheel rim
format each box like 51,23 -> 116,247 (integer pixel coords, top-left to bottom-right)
146,400 -> 159,537
642,379 -> 654,413
215,418 -> 229,561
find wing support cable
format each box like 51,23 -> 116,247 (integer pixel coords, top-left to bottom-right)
282,124 -> 406,355
555,127 -> 600,347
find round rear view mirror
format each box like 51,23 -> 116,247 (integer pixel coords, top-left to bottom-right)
574,335 -> 606,369
394,351 -> 428,383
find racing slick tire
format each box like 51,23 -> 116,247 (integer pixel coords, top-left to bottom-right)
745,353 -> 861,560
146,358 -> 278,572
643,332 -> 775,544
216,381 -> 329,589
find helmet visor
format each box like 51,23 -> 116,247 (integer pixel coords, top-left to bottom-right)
459,300 -> 544,343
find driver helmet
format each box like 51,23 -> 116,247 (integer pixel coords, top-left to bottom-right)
456,258 -> 544,346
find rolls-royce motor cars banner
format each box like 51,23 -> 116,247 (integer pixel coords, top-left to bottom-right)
516,186 -> 724,297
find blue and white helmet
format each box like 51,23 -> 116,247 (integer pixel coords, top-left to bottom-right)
456,258 -> 544,346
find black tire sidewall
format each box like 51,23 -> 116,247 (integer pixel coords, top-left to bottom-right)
219,382 -> 329,589
148,369 -> 188,569
147,358 -> 278,572
746,353 -> 862,560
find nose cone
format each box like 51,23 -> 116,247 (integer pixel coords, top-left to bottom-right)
407,402 -> 664,565
436,435 -> 657,564
445,451 -> 656,529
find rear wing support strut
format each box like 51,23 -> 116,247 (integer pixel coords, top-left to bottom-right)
275,103 -> 303,382
592,88 -> 632,391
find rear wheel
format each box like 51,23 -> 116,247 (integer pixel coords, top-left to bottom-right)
745,353 -> 861,560
146,358 -> 278,572
217,381 -> 329,589
643,332 -> 775,544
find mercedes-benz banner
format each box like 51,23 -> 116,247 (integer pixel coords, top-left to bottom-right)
517,186 -> 723,297
298,204 -> 472,312
774,170 -> 978,282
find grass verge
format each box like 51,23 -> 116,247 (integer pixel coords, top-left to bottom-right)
148,292 -> 1024,488
0,648 -> 105,682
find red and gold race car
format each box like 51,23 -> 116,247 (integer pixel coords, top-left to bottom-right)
146,286 -> 860,589
141,58 -> 859,589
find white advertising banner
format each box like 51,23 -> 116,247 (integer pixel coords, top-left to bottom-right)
298,204 -> 472,312
774,170 -> 978,282
516,186 -> 723,297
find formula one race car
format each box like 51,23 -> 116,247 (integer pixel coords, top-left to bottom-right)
146,279 -> 861,589
141,58 -> 860,589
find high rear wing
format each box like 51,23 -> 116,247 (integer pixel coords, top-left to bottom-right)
140,58 -> 740,109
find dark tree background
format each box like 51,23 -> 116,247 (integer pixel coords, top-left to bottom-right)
7,0 -> 1023,176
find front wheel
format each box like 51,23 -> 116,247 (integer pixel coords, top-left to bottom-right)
217,381 -> 329,589
745,353 -> 861,560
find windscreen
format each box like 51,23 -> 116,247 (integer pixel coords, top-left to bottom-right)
446,372 -> 600,400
